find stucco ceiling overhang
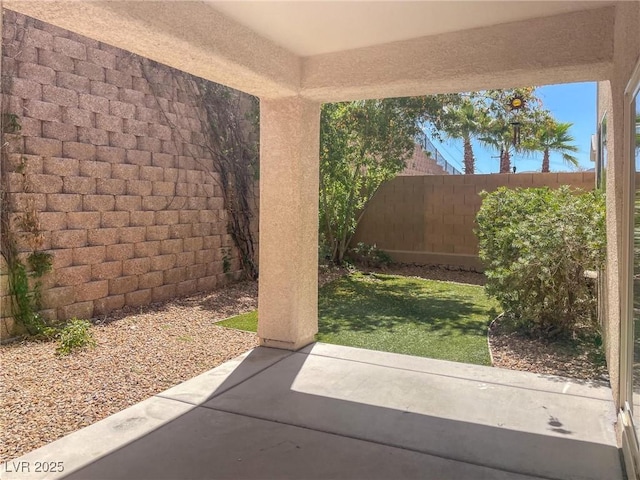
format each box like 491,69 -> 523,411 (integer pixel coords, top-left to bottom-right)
210,1 -> 614,57
3,1 -> 617,101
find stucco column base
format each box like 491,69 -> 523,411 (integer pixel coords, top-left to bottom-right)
259,334 -> 317,351
257,97 -> 320,351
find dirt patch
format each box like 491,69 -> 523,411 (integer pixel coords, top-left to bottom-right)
488,318 -> 609,386
362,263 -> 486,285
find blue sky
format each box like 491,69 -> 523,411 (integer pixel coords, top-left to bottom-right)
430,82 -> 597,174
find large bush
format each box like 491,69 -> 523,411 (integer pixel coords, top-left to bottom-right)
476,186 -> 605,336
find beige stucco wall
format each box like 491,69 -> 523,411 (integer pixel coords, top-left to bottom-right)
257,97 -> 320,351
301,7 -> 614,102
352,172 -> 595,271
598,1 -> 640,415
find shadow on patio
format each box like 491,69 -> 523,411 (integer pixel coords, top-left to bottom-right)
2,344 -> 622,480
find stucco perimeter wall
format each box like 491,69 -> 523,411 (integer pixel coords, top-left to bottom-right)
352,172 -> 596,270
0,12 -> 257,338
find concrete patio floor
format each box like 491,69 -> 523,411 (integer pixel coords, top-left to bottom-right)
1,343 -> 623,480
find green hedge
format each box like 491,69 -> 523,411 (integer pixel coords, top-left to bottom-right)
476,186 -> 605,336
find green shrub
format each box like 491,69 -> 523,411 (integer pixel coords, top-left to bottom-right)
347,242 -> 393,268
56,318 -> 96,356
476,186 -> 605,337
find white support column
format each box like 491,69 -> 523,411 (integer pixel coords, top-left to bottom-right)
257,97 -> 320,350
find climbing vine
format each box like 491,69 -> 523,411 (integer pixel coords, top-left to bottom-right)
1,17 -> 54,336
1,115 -> 53,335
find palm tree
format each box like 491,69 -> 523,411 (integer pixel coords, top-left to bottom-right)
529,120 -> 578,173
478,118 -> 513,173
441,99 -> 485,174
476,87 -> 542,173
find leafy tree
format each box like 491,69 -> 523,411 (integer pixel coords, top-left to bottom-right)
320,97 -> 445,264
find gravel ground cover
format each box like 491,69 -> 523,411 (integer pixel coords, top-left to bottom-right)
1,264 -> 608,462
0,281 -> 258,463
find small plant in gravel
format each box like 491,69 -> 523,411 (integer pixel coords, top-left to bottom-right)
56,318 -> 96,356
476,186 -> 606,338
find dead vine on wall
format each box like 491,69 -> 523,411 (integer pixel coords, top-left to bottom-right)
138,58 -> 259,280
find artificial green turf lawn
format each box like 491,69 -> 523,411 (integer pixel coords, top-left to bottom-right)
220,310 -> 258,332
217,272 -> 499,366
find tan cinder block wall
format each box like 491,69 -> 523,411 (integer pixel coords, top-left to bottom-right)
0,12 -> 257,338
352,172 -> 596,270
399,144 -> 447,176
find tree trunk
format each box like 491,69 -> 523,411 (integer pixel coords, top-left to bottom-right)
337,236 -> 349,265
463,138 -> 474,175
499,149 -> 511,173
541,148 -> 550,172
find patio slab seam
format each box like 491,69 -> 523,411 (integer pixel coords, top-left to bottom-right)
299,349 -> 613,402
194,404 -> 558,480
